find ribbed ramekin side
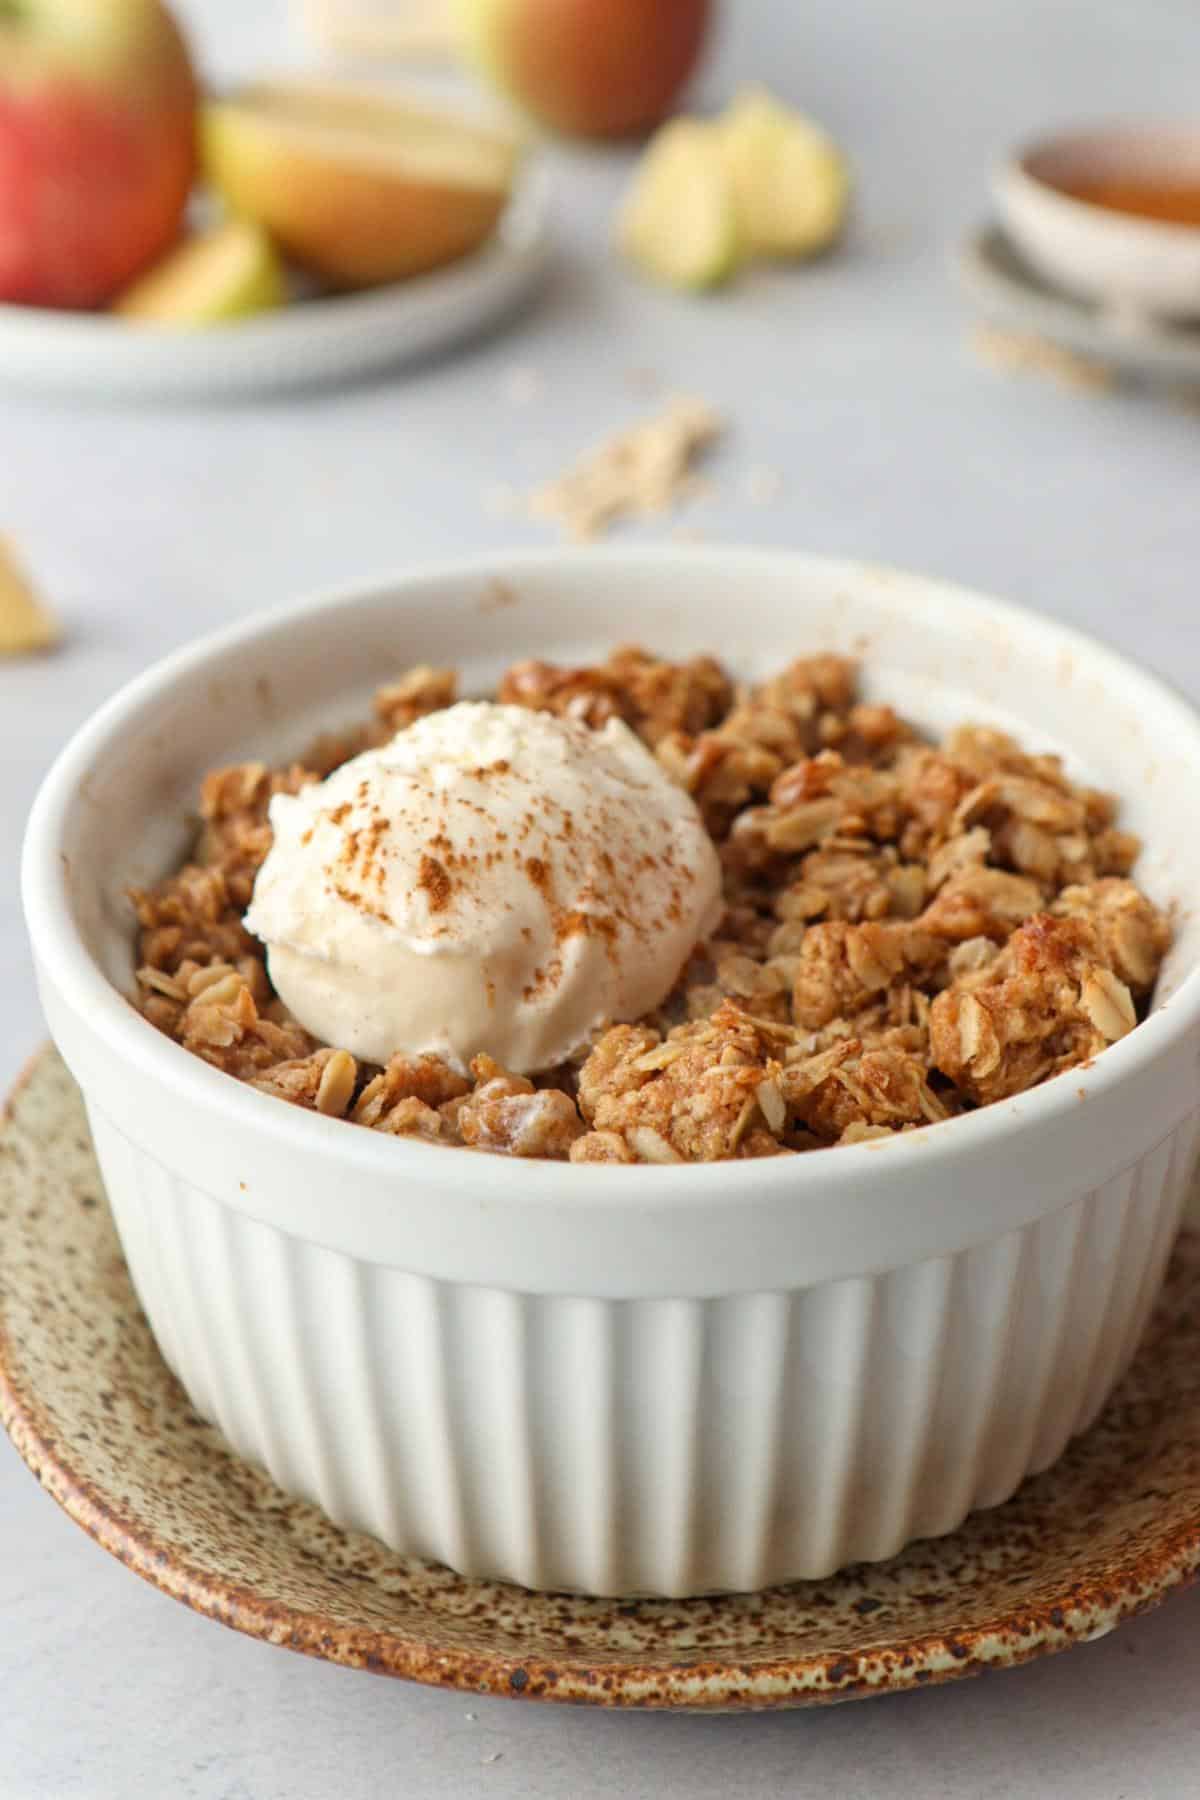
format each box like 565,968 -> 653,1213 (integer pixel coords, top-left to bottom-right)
83,1105 -> 185,1389
688,1289 -> 795,1594
88,1103 -> 1200,1598
1086,1108 -> 1200,1419
1036,1116 -> 1197,1463
679,1118 -> 1199,1587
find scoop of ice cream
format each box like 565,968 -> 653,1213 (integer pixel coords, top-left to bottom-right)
244,701 -> 723,1074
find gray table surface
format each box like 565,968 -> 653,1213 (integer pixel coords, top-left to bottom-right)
4,1 -> 1200,1793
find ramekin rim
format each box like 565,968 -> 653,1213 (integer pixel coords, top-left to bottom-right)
22,544 -> 1200,1205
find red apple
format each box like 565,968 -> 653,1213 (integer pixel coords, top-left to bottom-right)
0,0 -> 197,309
456,0 -> 710,141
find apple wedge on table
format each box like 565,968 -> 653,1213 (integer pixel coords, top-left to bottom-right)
720,87 -> 849,259
203,81 -> 523,289
617,87 -> 849,291
0,538 -> 60,657
617,120 -> 740,291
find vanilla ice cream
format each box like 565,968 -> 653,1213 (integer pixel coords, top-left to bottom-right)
244,701 -> 723,1073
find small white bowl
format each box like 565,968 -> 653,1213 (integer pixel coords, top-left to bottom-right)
21,549 -> 1200,1596
996,124 -> 1200,320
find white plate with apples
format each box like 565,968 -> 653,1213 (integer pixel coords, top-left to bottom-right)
0,0 -> 550,401
0,169 -> 550,401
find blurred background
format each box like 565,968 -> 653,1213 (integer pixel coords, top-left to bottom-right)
5,7 -> 1200,1794
4,0 -> 1200,1089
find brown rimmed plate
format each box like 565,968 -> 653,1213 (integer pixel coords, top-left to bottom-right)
3,1046 -> 1200,1711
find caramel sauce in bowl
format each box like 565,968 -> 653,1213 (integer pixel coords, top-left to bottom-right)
996,124 -> 1200,319
1055,178 -> 1200,229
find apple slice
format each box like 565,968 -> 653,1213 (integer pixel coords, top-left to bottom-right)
0,538 -> 60,657
112,220 -> 285,326
719,87 -> 849,259
617,119 -> 740,291
202,80 -> 523,288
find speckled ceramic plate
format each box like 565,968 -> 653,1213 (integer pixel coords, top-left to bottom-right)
3,1047 -> 1200,1711
957,223 -> 1200,384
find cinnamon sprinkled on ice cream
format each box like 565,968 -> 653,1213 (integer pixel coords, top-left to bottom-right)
244,702 -> 723,1073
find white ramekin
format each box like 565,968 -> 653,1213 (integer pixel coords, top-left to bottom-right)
22,549 -> 1200,1598
996,124 -> 1200,320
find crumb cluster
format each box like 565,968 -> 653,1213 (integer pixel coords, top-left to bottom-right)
132,647 -> 1170,1162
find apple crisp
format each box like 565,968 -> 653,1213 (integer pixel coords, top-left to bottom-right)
131,647 -> 1170,1163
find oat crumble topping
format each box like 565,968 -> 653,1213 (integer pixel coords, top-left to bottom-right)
131,647 -> 1170,1163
